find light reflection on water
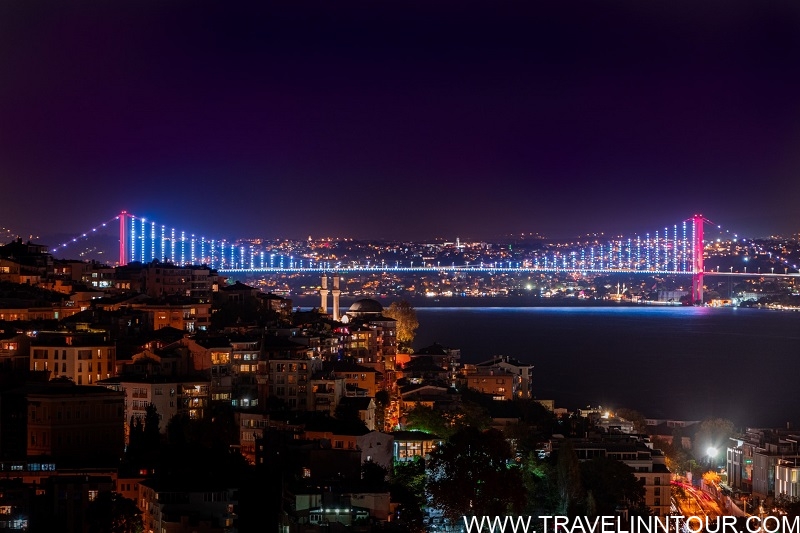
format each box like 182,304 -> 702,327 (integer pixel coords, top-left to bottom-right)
412,306 -> 800,427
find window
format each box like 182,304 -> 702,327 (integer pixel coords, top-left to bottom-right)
211,352 -> 230,364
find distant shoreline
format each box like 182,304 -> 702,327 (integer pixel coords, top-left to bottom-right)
289,294 -> 678,309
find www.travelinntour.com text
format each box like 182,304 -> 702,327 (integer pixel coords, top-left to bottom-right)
461,515 -> 800,533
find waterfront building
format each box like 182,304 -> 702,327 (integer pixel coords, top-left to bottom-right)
459,364 -> 517,400
475,355 -> 534,399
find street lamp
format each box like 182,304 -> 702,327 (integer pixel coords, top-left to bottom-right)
707,446 -> 718,466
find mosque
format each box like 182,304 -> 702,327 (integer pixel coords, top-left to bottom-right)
318,274 -> 397,367
318,274 -> 388,323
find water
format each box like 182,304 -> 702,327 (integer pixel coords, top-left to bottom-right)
411,305 -> 800,428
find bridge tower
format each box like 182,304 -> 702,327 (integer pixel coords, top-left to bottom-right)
691,214 -> 704,304
119,211 -> 128,266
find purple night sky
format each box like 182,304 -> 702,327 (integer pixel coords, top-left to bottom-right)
1,1 -> 800,242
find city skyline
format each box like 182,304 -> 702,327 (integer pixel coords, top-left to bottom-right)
2,1 -> 800,241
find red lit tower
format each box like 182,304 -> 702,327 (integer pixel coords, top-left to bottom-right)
691,214 -> 704,304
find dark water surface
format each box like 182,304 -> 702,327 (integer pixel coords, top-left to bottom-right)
410,306 -> 800,428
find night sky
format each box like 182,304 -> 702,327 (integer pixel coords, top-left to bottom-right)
2,1 -> 800,242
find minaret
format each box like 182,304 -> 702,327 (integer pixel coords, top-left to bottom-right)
332,275 -> 341,321
320,275 -> 329,314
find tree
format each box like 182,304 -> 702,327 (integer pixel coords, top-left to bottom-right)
652,436 -> 692,475
390,459 -> 427,531
694,418 -> 735,466
555,440 -> 583,516
427,427 -> 525,520
615,408 -> 647,434
143,403 -> 160,448
334,401 -> 361,424
452,397 -> 492,433
383,300 -> 419,347
702,471 -> 721,487
522,453 -> 559,515
404,404 -> 451,438
86,492 -> 143,533
361,460 -> 388,489
579,456 -> 647,516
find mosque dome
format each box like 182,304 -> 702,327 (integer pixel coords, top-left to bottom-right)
347,298 -> 384,316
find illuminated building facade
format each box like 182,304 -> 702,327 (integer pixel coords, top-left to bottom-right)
30,332 -> 115,385
475,355 -> 534,399
460,366 -> 516,400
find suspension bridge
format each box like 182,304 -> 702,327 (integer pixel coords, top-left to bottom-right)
50,212 -> 799,304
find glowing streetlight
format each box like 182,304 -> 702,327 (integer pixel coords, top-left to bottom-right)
707,446 -> 718,467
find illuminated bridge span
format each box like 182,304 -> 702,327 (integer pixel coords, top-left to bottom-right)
52,212 -> 796,303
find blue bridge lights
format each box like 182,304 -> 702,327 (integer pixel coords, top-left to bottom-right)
49,211 -> 800,279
